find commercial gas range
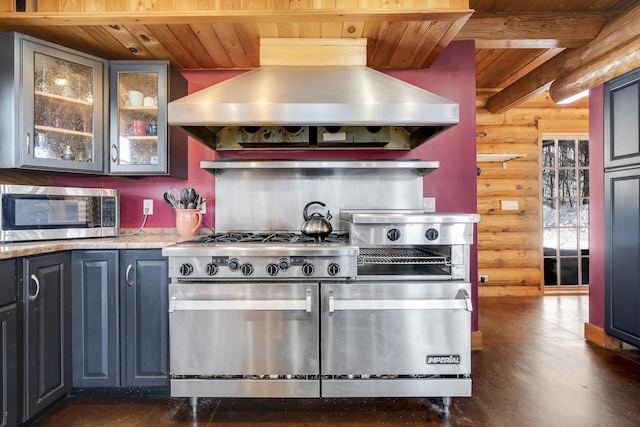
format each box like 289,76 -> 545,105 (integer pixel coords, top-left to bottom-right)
161,160 -> 479,415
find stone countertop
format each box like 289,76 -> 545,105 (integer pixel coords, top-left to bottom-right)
0,228 -> 195,260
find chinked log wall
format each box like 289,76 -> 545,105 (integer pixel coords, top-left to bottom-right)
476,91 -> 588,296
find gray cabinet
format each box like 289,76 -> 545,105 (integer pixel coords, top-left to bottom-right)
0,259 -> 19,427
109,61 -> 187,177
604,68 -> 640,169
22,252 -> 71,422
71,250 -> 119,388
604,68 -> 640,347
604,168 -> 640,347
71,249 -> 169,389
0,32 -> 107,174
121,250 -> 170,387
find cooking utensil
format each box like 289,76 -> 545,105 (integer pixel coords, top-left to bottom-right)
195,195 -> 207,210
168,186 -> 182,208
187,188 -> 197,203
301,201 -> 332,240
180,188 -> 189,206
180,187 -> 198,207
164,192 -> 179,209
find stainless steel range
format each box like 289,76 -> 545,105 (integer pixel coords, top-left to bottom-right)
162,160 -> 479,415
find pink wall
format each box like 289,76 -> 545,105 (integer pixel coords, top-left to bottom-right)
52,40 -> 479,327
589,85 -> 605,327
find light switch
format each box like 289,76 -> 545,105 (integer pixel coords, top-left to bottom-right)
501,200 -> 519,210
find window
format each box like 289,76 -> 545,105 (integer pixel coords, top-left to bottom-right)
542,136 -> 589,287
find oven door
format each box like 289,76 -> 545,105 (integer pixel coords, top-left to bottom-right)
320,281 -> 472,398
168,282 -> 320,397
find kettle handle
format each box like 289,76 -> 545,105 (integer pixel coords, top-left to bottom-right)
303,201 -> 326,221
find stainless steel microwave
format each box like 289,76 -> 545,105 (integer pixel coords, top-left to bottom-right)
0,185 -> 119,242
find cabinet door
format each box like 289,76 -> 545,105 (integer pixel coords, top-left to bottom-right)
0,259 -> 18,427
605,169 -> 640,347
604,68 -> 640,169
0,305 -> 17,427
21,36 -> 106,174
109,61 -> 187,177
23,252 -> 71,422
120,250 -> 170,388
71,250 -> 119,388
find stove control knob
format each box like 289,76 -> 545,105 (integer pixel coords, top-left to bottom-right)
425,228 -> 439,241
205,263 -> 219,276
327,263 -> 341,276
228,258 -> 241,272
387,228 -> 401,241
240,263 -> 254,276
277,257 -> 291,271
179,263 -> 194,276
266,263 -> 279,276
302,262 -> 315,276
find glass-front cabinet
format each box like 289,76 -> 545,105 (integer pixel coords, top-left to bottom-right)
109,61 -> 187,177
0,32 -> 106,173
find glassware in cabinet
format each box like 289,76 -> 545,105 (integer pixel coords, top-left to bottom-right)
109,61 -> 187,177
32,52 -> 96,164
0,32 -> 107,173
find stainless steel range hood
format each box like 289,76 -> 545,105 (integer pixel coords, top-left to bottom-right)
168,66 -> 459,150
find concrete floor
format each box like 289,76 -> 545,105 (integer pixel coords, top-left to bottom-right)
29,295 -> 640,426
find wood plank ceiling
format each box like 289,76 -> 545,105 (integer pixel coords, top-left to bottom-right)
0,0 -> 638,111
465,0 -> 638,111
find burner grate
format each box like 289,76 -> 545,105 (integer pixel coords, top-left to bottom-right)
184,232 -> 349,244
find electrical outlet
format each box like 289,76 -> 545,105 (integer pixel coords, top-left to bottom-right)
479,275 -> 489,284
423,197 -> 436,212
199,201 -> 206,214
143,199 -> 154,215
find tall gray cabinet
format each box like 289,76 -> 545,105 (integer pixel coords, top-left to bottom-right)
604,67 -> 640,348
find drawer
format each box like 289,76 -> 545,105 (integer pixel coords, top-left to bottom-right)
0,259 -> 17,306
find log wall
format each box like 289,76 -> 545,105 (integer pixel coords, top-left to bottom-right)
476,90 -> 588,296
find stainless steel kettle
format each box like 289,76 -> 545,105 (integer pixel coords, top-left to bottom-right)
301,201 -> 332,240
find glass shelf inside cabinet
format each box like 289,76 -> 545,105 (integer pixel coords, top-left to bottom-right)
116,72 -> 160,166
33,52 -> 95,163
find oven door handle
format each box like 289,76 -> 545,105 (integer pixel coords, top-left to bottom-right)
168,296 -> 313,313
457,288 -> 473,312
329,299 -> 470,312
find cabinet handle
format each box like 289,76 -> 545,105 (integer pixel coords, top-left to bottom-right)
125,264 -> 133,287
26,132 -> 31,155
29,273 -> 40,301
111,144 -> 118,162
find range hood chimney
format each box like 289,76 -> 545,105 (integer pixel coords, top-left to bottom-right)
168,39 -> 459,150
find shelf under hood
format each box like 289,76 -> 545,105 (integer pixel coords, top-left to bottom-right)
168,66 -> 459,150
201,159 -> 439,176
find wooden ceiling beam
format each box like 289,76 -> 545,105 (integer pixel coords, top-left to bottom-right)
486,1 -> 640,113
484,49 -> 571,114
494,48 -> 564,89
0,10 -> 473,26
456,12 -> 611,49
548,3 -> 640,103
549,35 -> 640,103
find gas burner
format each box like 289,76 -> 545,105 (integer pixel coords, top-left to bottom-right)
184,232 -> 349,244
